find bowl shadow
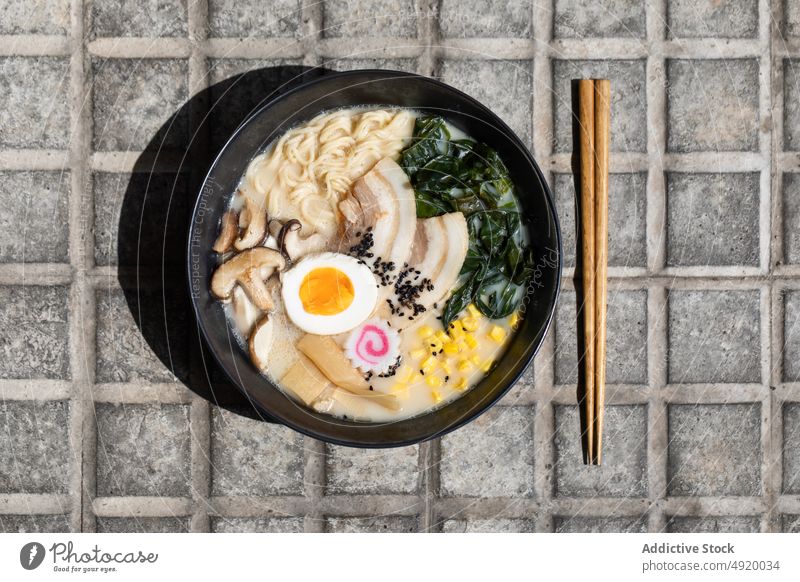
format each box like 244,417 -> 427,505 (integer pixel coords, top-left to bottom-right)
116,64 -> 332,422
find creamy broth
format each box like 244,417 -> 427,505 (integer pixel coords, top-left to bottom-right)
213,107 -> 527,423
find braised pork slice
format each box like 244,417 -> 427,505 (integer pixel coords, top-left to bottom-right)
387,211 -> 468,329
338,157 -> 417,295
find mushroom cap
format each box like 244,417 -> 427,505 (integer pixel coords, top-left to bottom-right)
210,246 -> 285,301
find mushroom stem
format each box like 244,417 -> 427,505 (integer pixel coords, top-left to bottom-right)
234,197 -> 267,250
237,268 -> 275,311
212,210 -> 239,253
276,219 -> 302,262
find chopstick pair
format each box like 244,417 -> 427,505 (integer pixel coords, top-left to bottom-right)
577,79 -> 610,465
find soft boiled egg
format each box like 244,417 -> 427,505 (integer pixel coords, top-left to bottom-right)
281,252 -> 378,335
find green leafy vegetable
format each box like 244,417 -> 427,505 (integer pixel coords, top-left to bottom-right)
399,115 -> 536,326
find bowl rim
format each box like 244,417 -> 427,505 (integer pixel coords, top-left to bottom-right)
186,68 -> 562,447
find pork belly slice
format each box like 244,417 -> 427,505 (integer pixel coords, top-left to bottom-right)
387,211 -> 468,329
338,157 -> 417,295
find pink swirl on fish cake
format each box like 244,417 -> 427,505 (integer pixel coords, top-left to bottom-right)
345,319 -> 400,374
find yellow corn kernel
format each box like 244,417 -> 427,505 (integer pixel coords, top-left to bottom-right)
461,316 -> 480,332
421,355 -> 438,374
481,358 -> 494,372
508,312 -> 520,328
488,325 -> 507,343
435,330 -> 450,343
410,347 -> 427,360
456,340 -> 468,352
431,389 -> 443,403
417,325 -> 435,339
464,333 -> 478,349
454,377 -> 468,391
442,360 -> 453,375
467,303 -> 481,318
470,354 -> 482,366
426,374 -> 444,388
409,372 -> 422,384
448,320 -> 465,339
457,359 -> 474,373
443,342 -> 460,356
397,365 -> 414,384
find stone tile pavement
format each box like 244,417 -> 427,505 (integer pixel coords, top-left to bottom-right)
0,0 -> 799,533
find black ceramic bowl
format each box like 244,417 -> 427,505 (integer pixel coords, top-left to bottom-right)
187,69 -> 561,447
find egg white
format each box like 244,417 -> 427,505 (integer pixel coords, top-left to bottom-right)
281,252 -> 378,335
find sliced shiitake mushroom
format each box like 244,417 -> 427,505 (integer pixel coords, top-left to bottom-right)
212,210 -> 239,253
269,219 -> 328,261
234,197 -> 267,250
231,285 -> 260,339
210,247 -> 285,311
248,315 -> 274,371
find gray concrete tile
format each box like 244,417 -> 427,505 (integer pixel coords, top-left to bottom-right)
326,516 -> 418,532
667,403 -> 761,497
329,57 -> 416,72
785,291 -> 800,381
553,59 -> 647,153
440,406 -> 534,497
91,0 -> 187,38
667,59 -> 759,152
667,289 -> 761,384
0,285 -> 70,379
91,58 -> 188,152
787,2 -> 800,37
783,173 -> 800,265
666,172 -> 760,267
0,0 -> 70,34
554,516 -> 647,532
95,287 -> 188,383
439,59 -> 533,147
782,514 -> 800,533
784,59 -> 800,151
665,515 -> 761,533
553,172 -> 647,269
441,518 -> 535,532
207,0 -> 301,38
93,171 -> 188,267
667,0 -> 758,39
0,171 -> 70,263
211,516 -> 305,532
782,402 -> 800,494
96,403 -> 191,497
96,517 -> 189,533
440,0 -> 532,38
0,514 -> 71,533
326,445 -> 419,494
555,290 -> 648,385
323,0 -> 417,38
0,401 -> 70,494
553,405 -> 648,497
0,57 -> 70,149
554,0 -> 646,39
211,407 -> 304,496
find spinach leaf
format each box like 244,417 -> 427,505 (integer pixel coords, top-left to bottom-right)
475,275 -> 519,319
415,190 -> 451,218
450,194 -> 484,216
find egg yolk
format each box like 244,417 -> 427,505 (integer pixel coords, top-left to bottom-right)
299,267 -> 354,315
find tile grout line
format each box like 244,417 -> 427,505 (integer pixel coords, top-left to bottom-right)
300,1 -> 327,533
68,0 -> 96,533
764,0 -> 781,533
418,0 -> 441,532
644,0 -> 668,533
187,0 -> 212,533
531,0 -> 556,533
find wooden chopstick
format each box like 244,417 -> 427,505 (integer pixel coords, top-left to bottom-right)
577,79 -> 610,465
593,80 -> 610,465
577,79 -> 596,463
